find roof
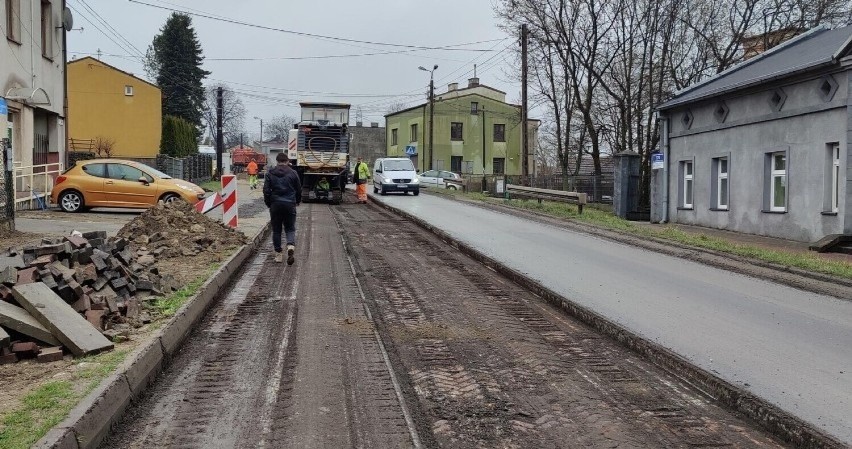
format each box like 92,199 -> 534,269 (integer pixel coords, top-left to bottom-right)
658,25 -> 852,110
299,102 -> 351,109
67,57 -> 160,91
384,91 -> 524,118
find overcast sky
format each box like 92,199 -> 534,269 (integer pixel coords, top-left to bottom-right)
66,0 -> 520,140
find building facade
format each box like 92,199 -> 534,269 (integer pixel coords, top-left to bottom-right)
385,78 -> 538,175
349,121 -> 385,165
67,57 -> 162,158
1,0 -> 67,173
654,25 -> 852,242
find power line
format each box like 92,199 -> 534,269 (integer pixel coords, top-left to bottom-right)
128,0 -> 503,51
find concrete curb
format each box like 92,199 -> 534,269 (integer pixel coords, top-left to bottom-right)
373,197 -> 846,449
423,190 -> 852,297
33,221 -> 271,449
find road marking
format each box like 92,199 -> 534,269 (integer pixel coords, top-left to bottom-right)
335,216 -> 424,449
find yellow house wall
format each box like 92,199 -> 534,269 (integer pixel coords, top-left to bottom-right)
68,59 -> 161,158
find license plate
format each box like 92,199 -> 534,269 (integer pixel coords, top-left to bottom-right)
397,185 -> 407,189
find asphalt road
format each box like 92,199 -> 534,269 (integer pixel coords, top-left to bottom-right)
370,191 -> 852,444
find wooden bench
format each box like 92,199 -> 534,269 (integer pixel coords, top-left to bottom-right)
505,184 -> 588,213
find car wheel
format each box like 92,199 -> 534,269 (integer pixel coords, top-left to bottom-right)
447,184 -> 457,190
161,193 -> 181,203
373,186 -> 379,194
380,187 -> 387,196
413,190 -> 420,196
59,190 -> 84,213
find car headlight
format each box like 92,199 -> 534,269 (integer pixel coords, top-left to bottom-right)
411,177 -> 419,184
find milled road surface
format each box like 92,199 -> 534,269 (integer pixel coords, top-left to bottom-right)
371,191 -> 852,444
103,198 -> 786,448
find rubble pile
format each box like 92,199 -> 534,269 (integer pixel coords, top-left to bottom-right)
118,200 -> 246,258
0,202 -> 247,365
0,230 -> 179,363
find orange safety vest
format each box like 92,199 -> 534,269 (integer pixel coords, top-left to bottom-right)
246,161 -> 258,175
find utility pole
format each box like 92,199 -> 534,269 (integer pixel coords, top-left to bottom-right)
419,65 -> 438,171
216,86 -> 224,179
521,24 -> 529,180
481,106 -> 487,192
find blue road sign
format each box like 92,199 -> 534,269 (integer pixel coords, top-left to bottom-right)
405,145 -> 417,155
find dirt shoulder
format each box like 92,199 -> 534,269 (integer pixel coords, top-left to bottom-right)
424,190 -> 852,299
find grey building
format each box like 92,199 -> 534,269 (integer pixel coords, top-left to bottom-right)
654,25 -> 852,242
349,122 -> 385,165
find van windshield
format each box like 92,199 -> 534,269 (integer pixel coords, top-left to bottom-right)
382,160 -> 415,171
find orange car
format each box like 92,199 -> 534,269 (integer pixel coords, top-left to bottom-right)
51,159 -> 206,212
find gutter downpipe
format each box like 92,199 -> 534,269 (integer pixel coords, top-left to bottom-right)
660,115 -> 670,223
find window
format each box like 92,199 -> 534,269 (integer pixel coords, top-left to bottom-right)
451,122 -> 463,141
682,161 -> 693,208
409,123 -> 418,142
831,144 -> 841,213
769,152 -> 786,212
81,163 -> 107,178
493,157 -> 505,175
108,164 -> 149,182
493,124 -> 506,142
470,102 -> 478,114
450,156 -> 462,173
391,128 -> 398,146
124,85 -> 134,96
6,0 -> 20,42
716,157 -> 728,209
40,0 -> 52,58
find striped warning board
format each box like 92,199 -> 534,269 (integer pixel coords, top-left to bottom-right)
194,192 -> 224,214
221,175 -> 238,228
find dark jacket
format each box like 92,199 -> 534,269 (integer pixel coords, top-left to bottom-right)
264,163 -> 302,206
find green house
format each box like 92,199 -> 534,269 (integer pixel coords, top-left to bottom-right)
385,78 -> 539,175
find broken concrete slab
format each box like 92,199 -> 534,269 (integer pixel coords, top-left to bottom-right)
12,283 -> 113,356
0,266 -> 17,285
37,346 -> 64,363
0,254 -> 26,271
0,325 -> 9,347
0,300 -> 62,346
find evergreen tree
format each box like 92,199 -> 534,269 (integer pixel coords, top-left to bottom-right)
148,13 -> 209,138
161,115 -> 198,157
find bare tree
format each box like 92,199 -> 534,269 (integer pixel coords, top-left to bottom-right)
202,83 -> 246,145
265,115 -> 297,140
385,101 -> 410,115
94,136 -> 116,158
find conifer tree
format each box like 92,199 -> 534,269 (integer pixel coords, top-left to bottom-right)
148,13 -> 209,139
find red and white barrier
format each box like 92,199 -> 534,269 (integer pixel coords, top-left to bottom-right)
221,175 -> 238,228
194,192 -> 224,214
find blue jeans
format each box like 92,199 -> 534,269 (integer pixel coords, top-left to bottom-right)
270,202 -> 296,252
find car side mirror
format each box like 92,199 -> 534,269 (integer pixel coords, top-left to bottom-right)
375,169 -> 382,173
138,177 -> 150,185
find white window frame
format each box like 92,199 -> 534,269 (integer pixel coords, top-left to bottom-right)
770,152 -> 787,212
832,143 -> 840,213
124,85 -> 134,96
716,157 -> 728,209
682,161 -> 694,208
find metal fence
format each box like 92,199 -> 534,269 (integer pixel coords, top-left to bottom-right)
156,154 -> 213,184
1,138 -> 13,231
461,173 -> 614,203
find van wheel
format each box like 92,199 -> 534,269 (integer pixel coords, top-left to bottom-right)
373,186 -> 379,194
413,190 -> 420,196
380,188 -> 387,196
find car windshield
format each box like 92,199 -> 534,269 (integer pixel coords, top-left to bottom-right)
382,160 -> 414,171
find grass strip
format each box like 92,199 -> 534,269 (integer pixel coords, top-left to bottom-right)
0,350 -> 129,449
199,180 -> 221,192
0,264 -> 220,448
435,189 -> 852,280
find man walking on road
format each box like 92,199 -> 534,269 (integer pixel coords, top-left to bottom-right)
247,158 -> 259,190
353,156 -> 370,204
264,153 -> 301,264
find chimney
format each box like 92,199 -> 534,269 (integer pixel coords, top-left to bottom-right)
356,121 -> 363,127
468,77 -> 480,87
448,82 -> 458,92
370,122 -> 379,128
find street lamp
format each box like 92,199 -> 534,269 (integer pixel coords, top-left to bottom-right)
418,64 -> 438,170
253,116 -> 263,154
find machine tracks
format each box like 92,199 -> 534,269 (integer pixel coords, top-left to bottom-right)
336,201 -> 785,448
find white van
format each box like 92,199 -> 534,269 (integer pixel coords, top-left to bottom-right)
372,158 -> 420,195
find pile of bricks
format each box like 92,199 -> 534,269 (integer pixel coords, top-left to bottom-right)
0,231 -> 179,364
